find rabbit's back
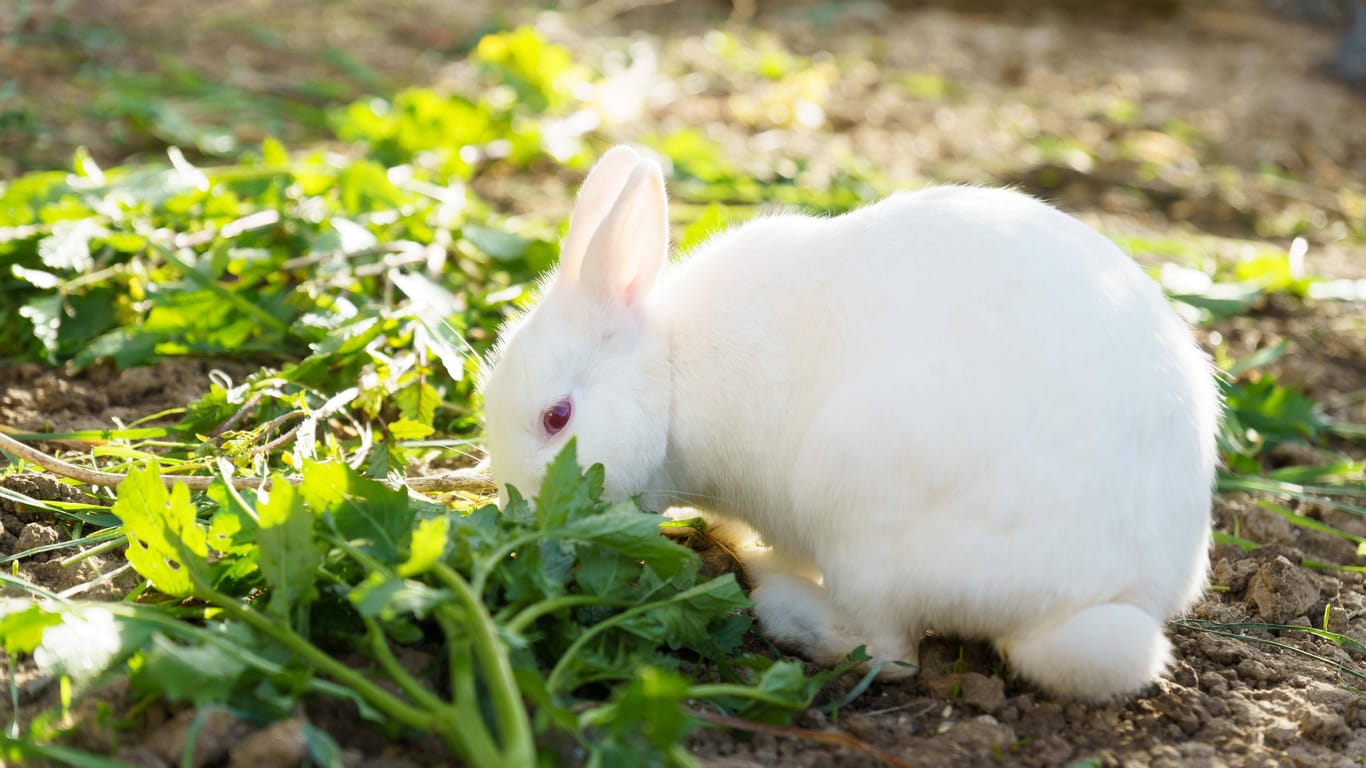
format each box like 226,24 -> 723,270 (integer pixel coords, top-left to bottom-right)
658,186 -> 1216,633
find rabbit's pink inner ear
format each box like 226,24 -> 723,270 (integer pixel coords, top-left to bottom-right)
581,160 -> 668,310
559,146 -> 641,280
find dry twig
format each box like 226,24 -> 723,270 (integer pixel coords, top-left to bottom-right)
0,430 -> 264,490
0,429 -> 494,495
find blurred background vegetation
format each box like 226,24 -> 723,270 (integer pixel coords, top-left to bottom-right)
3,0 -> 1364,406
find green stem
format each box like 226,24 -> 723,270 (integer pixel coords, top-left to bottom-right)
7,654 -> 20,739
207,596 -> 438,738
181,706 -> 215,768
362,616 -> 500,765
437,611 -> 490,765
687,683 -> 808,709
110,604 -> 390,706
432,563 -> 535,767
1329,420 -> 1366,439
57,536 -> 124,568
362,616 -> 447,712
63,263 -> 124,292
667,743 -> 702,768
324,534 -> 514,767
501,595 -> 631,635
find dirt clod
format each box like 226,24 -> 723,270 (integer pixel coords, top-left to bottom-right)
1247,556 -> 1321,623
146,708 -> 252,768
228,718 -> 308,768
958,673 -> 1007,713
13,522 -> 60,556
1212,557 -> 1262,593
115,745 -> 171,768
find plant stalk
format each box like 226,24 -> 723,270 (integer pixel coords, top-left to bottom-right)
433,562 -> 536,767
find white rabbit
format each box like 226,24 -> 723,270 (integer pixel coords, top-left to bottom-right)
480,145 -> 1218,701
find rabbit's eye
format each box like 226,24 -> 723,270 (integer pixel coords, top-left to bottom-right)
541,398 -> 573,436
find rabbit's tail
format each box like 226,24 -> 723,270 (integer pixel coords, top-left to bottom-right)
1000,603 -> 1170,701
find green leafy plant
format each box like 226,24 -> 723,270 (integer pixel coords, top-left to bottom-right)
4,443 -> 856,766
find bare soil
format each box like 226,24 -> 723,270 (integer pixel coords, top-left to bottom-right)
3,1 -> 1366,766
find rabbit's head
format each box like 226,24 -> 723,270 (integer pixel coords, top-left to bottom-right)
481,146 -> 672,503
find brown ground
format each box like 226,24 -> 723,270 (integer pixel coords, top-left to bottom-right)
3,1 -> 1366,766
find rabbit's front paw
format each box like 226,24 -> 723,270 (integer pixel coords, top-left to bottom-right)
752,573 -> 920,678
752,573 -> 862,665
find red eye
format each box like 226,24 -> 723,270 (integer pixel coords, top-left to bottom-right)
541,398 -> 573,436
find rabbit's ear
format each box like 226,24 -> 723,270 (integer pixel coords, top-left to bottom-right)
559,145 -> 641,279
579,159 -> 668,310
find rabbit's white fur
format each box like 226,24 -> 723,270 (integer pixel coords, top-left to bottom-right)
481,145 -> 1218,701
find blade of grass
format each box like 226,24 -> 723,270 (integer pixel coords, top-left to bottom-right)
1171,619 -> 1366,684
1212,530 -> 1260,552
1174,618 -> 1366,653
1218,474 -> 1366,517
1256,500 -> 1365,546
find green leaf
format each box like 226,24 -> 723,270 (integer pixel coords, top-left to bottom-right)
300,460 -> 414,562
0,737 -> 151,767
1234,250 -> 1314,295
388,418 -> 435,440
18,294 -> 62,362
580,666 -> 697,752
206,499 -> 258,557
464,225 -> 531,262
136,632 -> 249,705
473,27 -> 585,112
394,381 -> 440,426
1257,500 -> 1366,546
560,502 -> 697,581
349,573 -> 449,619
303,724 -> 346,768
1226,340 -> 1289,378
0,603 -> 62,654
617,576 -> 749,648
575,549 -> 643,600
1212,530 -> 1259,553
38,219 -> 103,272
398,516 -> 449,577
753,660 -> 816,706
538,538 -> 576,592
73,327 -> 163,370
337,160 -> 406,213
1168,290 -> 1260,319
261,136 -> 289,166
256,476 -> 320,617
650,129 -> 735,184
535,439 -> 605,529
1224,376 -> 1328,447
112,465 -> 210,598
